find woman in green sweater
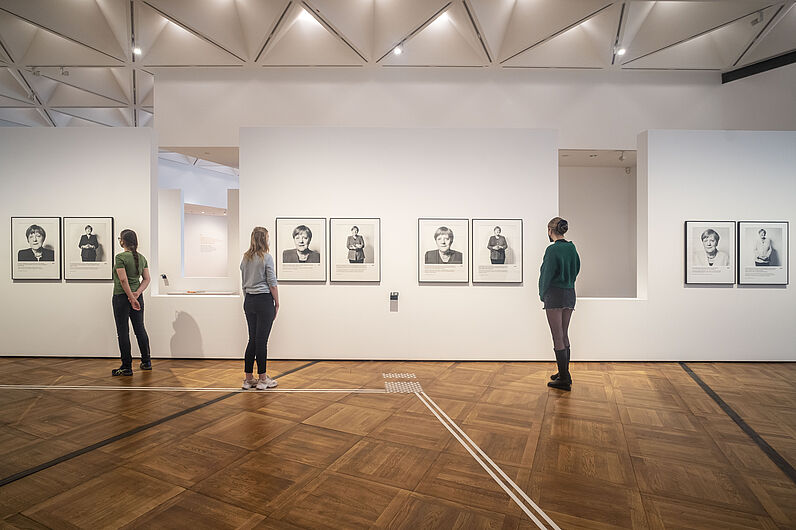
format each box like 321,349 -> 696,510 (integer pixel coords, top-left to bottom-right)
539,217 -> 580,391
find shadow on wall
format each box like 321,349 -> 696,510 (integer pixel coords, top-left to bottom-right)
170,311 -> 203,357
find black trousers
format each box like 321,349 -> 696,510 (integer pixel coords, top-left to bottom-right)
112,293 -> 150,369
244,292 -> 275,374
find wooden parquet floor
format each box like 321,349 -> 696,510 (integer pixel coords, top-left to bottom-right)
0,358 -> 794,529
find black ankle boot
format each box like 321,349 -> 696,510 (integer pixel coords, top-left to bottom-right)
547,349 -> 571,390
550,347 -> 572,381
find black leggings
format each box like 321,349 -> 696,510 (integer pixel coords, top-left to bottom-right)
545,308 -> 573,351
112,294 -> 150,368
244,293 -> 275,374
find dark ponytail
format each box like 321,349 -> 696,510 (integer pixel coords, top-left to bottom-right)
120,229 -> 140,275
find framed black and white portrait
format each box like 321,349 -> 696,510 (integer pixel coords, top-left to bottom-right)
472,219 -> 523,283
330,218 -> 381,282
418,218 -> 469,283
275,217 -> 327,282
684,221 -> 735,285
738,221 -> 789,285
11,217 -> 62,280
63,217 -> 114,280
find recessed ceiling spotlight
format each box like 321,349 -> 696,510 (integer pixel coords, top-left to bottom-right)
393,46 -> 403,55
589,154 -> 598,158
616,48 -> 626,56
133,47 -> 142,55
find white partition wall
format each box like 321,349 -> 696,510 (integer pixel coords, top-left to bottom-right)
241,127 -> 559,359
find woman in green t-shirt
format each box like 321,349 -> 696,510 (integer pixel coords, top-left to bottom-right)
111,229 -> 152,376
539,217 -> 580,391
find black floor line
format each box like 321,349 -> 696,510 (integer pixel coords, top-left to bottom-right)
679,362 -> 796,484
0,360 -> 320,488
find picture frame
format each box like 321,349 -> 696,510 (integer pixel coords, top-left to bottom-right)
738,221 -> 789,285
63,217 -> 114,280
472,219 -> 523,283
418,218 -> 469,283
275,217 -> 327,282
11,217 -> 62,280
329,218 -> 381,282
684,221 -> 736,285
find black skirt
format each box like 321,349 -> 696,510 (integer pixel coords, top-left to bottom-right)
543,287 -> 576,309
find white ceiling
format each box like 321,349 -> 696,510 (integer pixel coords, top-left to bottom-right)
1,0 -> 794,128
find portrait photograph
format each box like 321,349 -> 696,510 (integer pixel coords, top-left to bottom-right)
275,217 -> 327,282
330,218 -> 380,282
684,221 -> 735,285
11,217 -> 61,280
738,221 -> 789,285
472,219 -> 523,283
63,217 -> 114,280
418,218 -> 469,283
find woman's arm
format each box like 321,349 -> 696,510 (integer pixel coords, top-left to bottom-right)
116,268 -> 141,311
135,268 -> 151,298
271,285 -> 280,319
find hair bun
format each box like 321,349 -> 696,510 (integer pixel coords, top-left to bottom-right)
557,219 -> 568,235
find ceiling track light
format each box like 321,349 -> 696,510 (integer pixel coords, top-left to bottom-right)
615,47 -> 626,56
393,45 -> 403,55
60,66 -> 69,76
133,47 -> 142,56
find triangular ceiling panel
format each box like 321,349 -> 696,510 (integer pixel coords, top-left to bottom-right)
21,72 -> 59,102
0,68 -> 31,101
624,7 -> 779,70
0,94 -> 33,107
145,0 -> 248,60
0,10 -> 40,62
499,0 -> 612,62
504,3 -> 620,68
136,70 -> 155,107
109,68 -> 132,102
232,0 -> 290,60
0,108 -> 50,126
468,0 -> 516,60
47,82 -> 128,108
20,26 -> 123,66
50,109 -> 105,127
95,0 -> 132,55
0,0 -> 126,60
306,0 -> 374,60
51,107 -> 132,127
738,6 -> 796,66
622,1 -> 773,63
33,67 -> 129,104
137,109 -> 154,127
373,0 -> 448,59
0,45 -> 11,63
138,4 -> 243,66
382,4 -> 487,66
260,6 -> 363,66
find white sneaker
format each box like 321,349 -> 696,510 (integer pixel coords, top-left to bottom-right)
256,376 -> 277,390
242,379 -> 256,390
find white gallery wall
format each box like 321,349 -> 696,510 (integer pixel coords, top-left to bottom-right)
570,130 -> 796,360
0,128 -> 155,356
154,65 -> 796,150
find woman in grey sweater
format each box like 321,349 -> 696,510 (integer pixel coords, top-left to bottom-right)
240,226 -> 280,390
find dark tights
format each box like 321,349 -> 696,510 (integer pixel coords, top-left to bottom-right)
545,308 -> 573,351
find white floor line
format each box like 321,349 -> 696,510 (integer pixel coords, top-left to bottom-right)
421,392 -> 560,530
414,392 -> 548,530
0,384 -> 386,394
